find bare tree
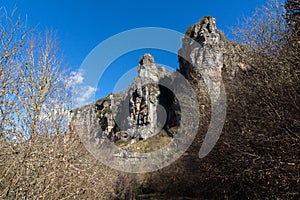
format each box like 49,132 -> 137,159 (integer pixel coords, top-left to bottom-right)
219,0 -> 300,198
16,31 -> 71,138
0,8 -> 120,199
0,7 -> 70,142
233,0 -> 289,55
0,7 -> 27,141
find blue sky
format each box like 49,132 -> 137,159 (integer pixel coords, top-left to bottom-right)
2,0 -> 271,102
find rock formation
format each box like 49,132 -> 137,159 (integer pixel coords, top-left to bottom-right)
127,54 -> 161,139
179,16 -> 226,101
70,16 -> 236,147
92,53 -> 179,142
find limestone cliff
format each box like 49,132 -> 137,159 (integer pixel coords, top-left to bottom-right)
179,16 -> 248,92
92,53 -> 180,143
178,16 -> 227,103
69,16 -> 237,148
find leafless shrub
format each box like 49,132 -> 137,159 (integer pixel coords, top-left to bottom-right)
122,1 -> 299,199
0,8 -> 119,199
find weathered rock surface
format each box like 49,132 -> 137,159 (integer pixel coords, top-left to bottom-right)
179,16 -> 249,100
179,16 -> 225,101
93,53 -> 179,142
69,16 -> 235,147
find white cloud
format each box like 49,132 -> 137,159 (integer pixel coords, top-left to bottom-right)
66,70 -> 98,108
75,85 -> 97,106
71,71 -> 84,84
66,71 -> 84,89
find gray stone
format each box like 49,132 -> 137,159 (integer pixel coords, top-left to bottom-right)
179,16 -> 225,101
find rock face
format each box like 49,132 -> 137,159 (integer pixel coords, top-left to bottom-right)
94,53 -> 179,142
68,103 -> 102,145
179,16 -> 226,101
70,16 -> 235,146
128,54 -> 161,138
95,93 -> 124,140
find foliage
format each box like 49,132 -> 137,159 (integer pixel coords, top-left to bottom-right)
103,106 -> 113,114
96,96 -> 110,106
199,15 -> 212,25
116,129 -> 172,153
184,25 -> 193,36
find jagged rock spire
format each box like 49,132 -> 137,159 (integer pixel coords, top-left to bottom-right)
179,16 -> 225,101
138,53 -> 159,83
139,53 -> 155,65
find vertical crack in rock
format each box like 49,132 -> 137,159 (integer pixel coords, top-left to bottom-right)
69,17 -> 236,154
92,53 -> 180,143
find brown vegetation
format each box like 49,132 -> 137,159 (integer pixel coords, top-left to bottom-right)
115,1 -> 299,199
0,0 -> 299,199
